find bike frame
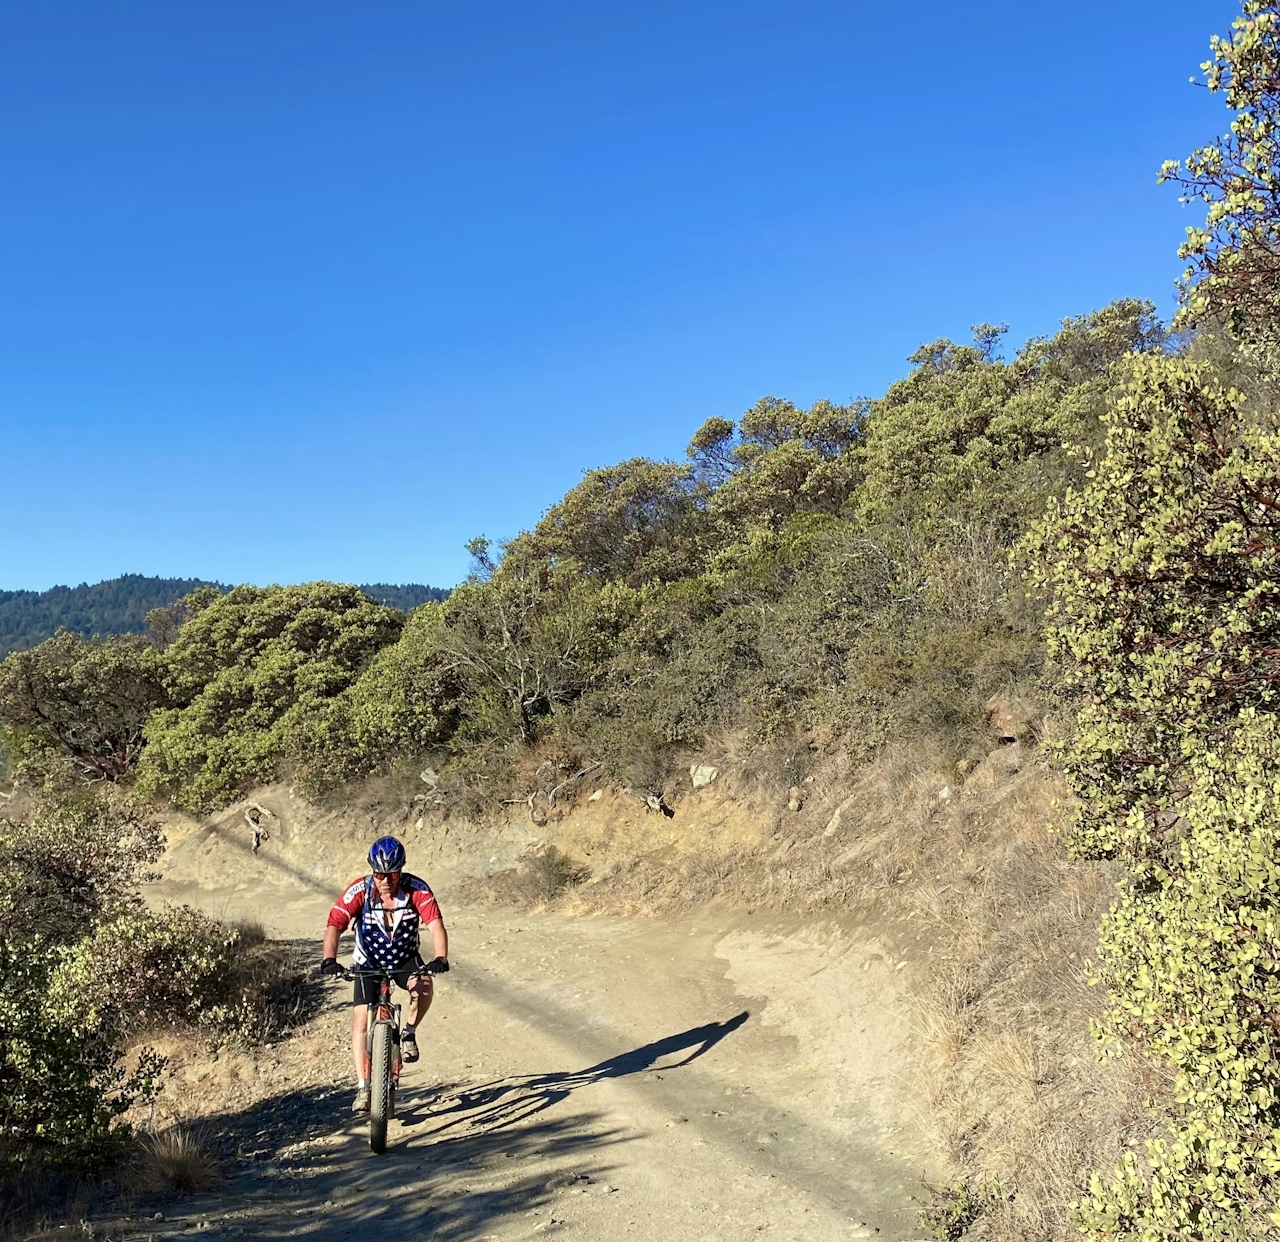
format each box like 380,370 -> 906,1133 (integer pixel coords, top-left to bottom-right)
338,961 -> 439,1153
362,974 -> 402,1086
344,964 -> 434,1083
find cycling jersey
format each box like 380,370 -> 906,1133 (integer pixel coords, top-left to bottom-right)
327,873 -> 442,971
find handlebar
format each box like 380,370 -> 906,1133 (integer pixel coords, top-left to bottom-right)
331,960 -> 448,982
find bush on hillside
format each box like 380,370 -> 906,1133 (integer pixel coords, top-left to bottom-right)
135,583 -> 403,811
1030,355 -> 1280,1238
0,786 -> 303,1171
1162,0 -> 1280,368
0,302 -> 1155,814
858,302 -> 1163,535
0,632 -> 169,782
290,602 -> 463,793
0,792 -> 166,1169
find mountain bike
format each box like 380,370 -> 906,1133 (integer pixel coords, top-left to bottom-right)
340,960 -> 443,1153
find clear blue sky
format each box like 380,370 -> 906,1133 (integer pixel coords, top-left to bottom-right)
0,0 -> 1241,590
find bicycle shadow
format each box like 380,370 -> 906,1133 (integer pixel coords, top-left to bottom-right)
398,1010 -> 750,1141
187,1085 -> 622,1240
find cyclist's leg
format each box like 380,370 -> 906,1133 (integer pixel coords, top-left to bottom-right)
351,971 -> 376,1080
405,969 -> 433,1026
351,1003 -> 370,1081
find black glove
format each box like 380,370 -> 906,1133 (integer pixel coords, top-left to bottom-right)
425,956 -> 450,974
320,957 -> 340,977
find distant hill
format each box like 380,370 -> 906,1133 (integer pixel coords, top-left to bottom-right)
0,575 -> 225,658
357,583 -> 451,611
0,575 -> 451,659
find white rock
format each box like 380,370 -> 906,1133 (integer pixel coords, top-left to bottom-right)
823,793 -> 859,838
690,764 -> 720,788
587,789 -> 603,802
419,767 -> 440,787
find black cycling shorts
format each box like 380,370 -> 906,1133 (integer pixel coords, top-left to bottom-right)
351,954 -> 428,1007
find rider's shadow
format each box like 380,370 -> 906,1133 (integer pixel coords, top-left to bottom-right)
397,1011 -> 749,1140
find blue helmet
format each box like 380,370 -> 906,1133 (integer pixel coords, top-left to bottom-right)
368,835 -> 406,873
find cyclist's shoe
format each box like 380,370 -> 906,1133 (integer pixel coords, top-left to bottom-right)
401,1029 -> 419,1063
351,1087 -> 370,1114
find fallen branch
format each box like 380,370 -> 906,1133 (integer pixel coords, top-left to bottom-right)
548,761 -> 603,807
502,761 -> 604,817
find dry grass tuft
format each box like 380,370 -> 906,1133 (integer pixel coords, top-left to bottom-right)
474,844 -> 592,908
232,918 -> 268,947
132,1127 -> 219,1194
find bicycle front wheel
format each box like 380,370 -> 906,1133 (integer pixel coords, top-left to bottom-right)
369,1022 -> 393,1154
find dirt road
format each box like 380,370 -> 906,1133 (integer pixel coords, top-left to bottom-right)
124,825 -> 938,1242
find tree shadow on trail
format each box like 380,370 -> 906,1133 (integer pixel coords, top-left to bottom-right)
182,1013 -> 747,1241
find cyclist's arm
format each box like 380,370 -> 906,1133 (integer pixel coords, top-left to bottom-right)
425,917 -> 448,962
324,877 -> 365,962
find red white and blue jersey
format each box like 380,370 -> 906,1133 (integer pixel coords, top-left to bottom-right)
327,873 -> 442,970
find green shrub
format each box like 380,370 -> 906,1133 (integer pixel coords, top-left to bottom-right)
1030,354 -> 1280,1237
0,792 -> 166,1170
291,603 -> 463,794
55,904 -> 277,1039
0,785 -> 307,1171
919,1177 -> 1006,1241
136,583 -> 403,811
0,945 -> 164,1172
0,631 -> 168,781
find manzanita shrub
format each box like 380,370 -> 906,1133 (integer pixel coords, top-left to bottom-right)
1029,355 -> 1280,1238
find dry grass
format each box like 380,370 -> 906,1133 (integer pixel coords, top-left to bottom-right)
130,1127 -> 219,1194
232,918 -> 268,947
0,1157 -> 92,1242
222,934 -> 322,1041
473,843 -> 592,908
515,733 -> 1161,1242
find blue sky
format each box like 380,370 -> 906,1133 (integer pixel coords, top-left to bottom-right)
0,0 -> 1241,590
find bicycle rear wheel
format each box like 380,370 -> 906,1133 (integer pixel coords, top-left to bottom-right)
369,1022 -> 393,1153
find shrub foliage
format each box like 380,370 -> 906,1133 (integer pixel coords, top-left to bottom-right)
1031,358 -> 1280,1236
0,787 -> 296,1171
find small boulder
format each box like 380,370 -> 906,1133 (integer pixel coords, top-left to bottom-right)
419,767 -> 440,787
787,785 -> 804,812
587,789 -> 604,802
823,793 -> 859,838
689,764 -> 720,788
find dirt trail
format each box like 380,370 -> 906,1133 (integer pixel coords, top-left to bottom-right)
121,805 -> 940,1242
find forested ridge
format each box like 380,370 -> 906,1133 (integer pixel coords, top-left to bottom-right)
6,3 -> 1280,1238
0,576 -> 223,659
0,575 -> 449,659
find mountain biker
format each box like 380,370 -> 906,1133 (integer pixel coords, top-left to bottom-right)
320,835 -> 449,1113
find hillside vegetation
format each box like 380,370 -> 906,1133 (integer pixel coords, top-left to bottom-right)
0,575 -> 448,660
0,299 -> 1158,814
6,2 -> 1280,1238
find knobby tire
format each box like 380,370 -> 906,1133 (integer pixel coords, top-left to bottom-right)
369,1021 -> 393,1154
